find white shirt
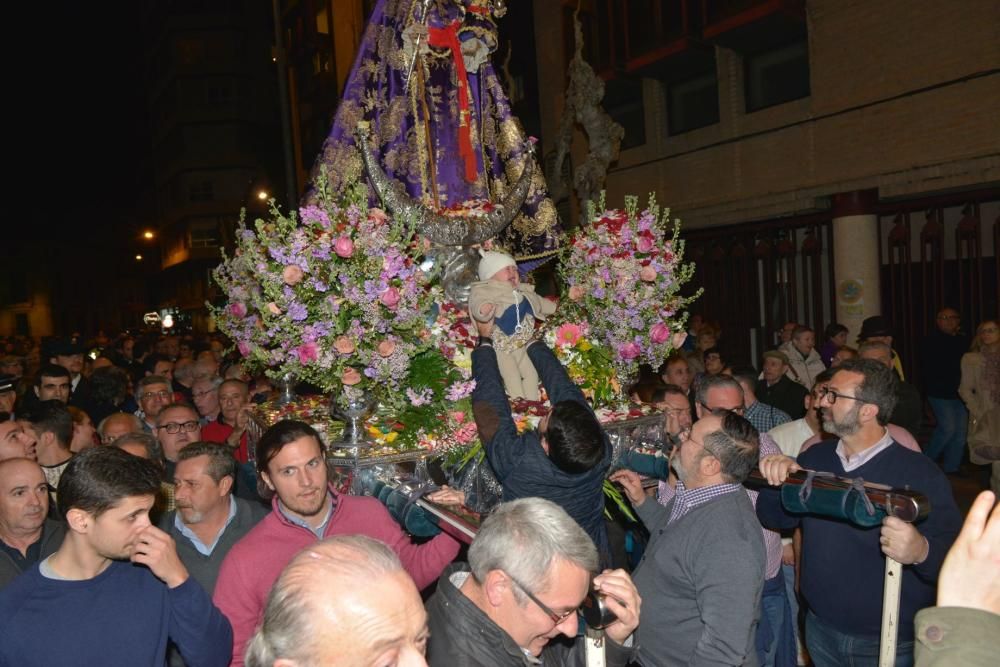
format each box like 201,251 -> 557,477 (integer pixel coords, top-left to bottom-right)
835,428 -> 894,472
768,419 -> 815,459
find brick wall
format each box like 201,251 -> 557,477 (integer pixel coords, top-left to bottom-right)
534,0 -> 1000,228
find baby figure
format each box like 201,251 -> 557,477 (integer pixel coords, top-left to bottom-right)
468,250 -> 556,400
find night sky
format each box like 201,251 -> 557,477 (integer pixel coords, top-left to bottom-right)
11,3 -> 145,246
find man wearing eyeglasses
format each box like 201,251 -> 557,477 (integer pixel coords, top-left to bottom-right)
425,497 -> 641,666
135,375 -> 174,433
613,410 -> 765,666
757,359 -> 961,667
155,404 -> 202,482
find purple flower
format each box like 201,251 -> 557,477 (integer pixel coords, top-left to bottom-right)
287,302 -> 308,321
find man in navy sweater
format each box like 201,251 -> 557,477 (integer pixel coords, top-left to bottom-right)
757,359 -> 961,667
471,317 -> 612,566
0,446 -> 232,666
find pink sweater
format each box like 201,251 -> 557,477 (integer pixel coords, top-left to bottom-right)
213,490 -> 460,666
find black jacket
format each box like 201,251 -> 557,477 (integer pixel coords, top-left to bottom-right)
757,376 -> 809,420
0,519 -> 65,589
425,565 -> 635,667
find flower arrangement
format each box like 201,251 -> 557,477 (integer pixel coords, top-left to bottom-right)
555,194 -> 701,402
210,175 -> 433,409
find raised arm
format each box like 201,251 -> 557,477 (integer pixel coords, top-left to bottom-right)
471,345 -> 525,479
527,341 -> 589,409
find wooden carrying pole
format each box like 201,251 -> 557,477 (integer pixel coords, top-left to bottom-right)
880,558 -> 903,667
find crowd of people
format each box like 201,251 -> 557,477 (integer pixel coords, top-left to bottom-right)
0,309 -> 996,666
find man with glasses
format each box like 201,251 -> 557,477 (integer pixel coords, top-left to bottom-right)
613,411 -> 764,666
425,497 -> 640,666
757,359 -> 961,667
135,375 -> 173,433
155,404 -> 202,482
684,374 -> 790,667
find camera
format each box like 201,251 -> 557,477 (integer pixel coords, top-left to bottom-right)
579,591 -> 618,630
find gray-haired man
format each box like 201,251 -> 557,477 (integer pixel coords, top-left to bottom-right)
425,497 -> 641,666
613,410 -> 765,666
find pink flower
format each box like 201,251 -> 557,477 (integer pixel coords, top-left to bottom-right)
342,368 -> 362,386
296,342 -> 318,363
334,236 -> 354,258
636,234 -> 655,253
333,336 -> 355,355
282,264 -> 304,285
568,285 -> 585,301
368,208 -> 388,224
640,265 -> 657,282
377,339 -> 396,357
650,323 -> 671,344
555,323 -> 583,348
267,302 -> 281,315
229,302 -> 247,318
237,340 -> 252,357
380,286 -> 401,310
450,411 -> 466,425
454,422 -> 478,444
620,342 -> 641,360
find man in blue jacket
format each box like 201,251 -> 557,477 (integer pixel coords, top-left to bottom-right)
757,359 -> 961,667
471,315 -> 612,565
0,446 -> 232,666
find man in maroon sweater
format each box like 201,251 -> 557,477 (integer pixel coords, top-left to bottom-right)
213,420 -> 460,667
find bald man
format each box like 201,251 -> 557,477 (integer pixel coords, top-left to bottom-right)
245,535 -> 428,667
0,459 -> 65,588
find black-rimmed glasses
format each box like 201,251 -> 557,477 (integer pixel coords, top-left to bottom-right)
158,420 -> 200,434
817,386 -> 865,405
504,572 -> 576,625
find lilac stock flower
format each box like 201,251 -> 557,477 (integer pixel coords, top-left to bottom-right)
287,302 -> 308,321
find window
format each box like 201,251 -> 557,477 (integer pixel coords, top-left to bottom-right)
668,68 -> 720,135
604,78 -> 646,149
189,220 -> 220,249
189,181 -> 214,202
315,3 -> 331,35
745,39 -> 810,112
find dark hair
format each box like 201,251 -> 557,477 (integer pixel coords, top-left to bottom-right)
702,410 -> 760,484
544,401 -> 605,474
256,419 -> 325,475
694,374 -> 744,406
728,365 -> 759,391
90,366 -> 130,405
35,363 -> 70,386
811,368 -> 835,390
702,346 -> 725,363
26,400 -> 74,447
57,446 -> 161,518
143,354 -> 172,376
177,441 -> 236,484
650,383 -> 688,405
628,379 -> 667,404
111,432 -> 164,469
831,359 -> 898,426
824,323 -> 848,340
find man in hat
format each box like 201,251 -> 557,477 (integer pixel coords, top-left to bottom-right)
857,315 -> 905,380
0,375 -> 17,415
756,350 -> 809,420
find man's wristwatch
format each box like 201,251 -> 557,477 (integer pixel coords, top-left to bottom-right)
477,336 -> 493,348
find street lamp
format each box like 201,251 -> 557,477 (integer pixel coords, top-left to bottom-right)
135,254 -> 143,261
143,230 -> 155,240
257,190 -> 269,201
